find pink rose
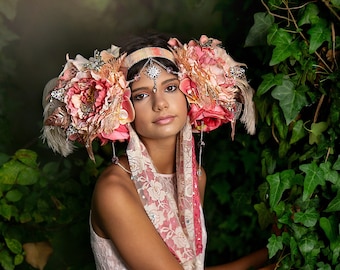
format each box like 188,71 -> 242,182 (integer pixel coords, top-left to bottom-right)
189,103 -> 234,132
179,77 -> 198,96
99,124 -> 130,143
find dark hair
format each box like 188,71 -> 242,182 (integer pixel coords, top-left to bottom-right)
120,32 -> 179,81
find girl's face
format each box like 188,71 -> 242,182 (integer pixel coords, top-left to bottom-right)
130,62 -> 188,142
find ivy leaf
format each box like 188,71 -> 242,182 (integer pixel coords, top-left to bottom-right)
309,122 -> 328,145
272,79 -> 308,125
0,160 -> 23,185
254,202 -> 273,230
278,140 -> 290,158
255,97 -> 271,123
5,238 -> 22,254
14,149 -> 38,168
298,3 -> 319,26
0,249 -> 14,270
290,120 -> 307,144
319,216 -> 337,243
268,26 -> 300,65
261,148 -> 277,175
245,12 -> 274,47
0,202 -> 13,220
324,190 -> 340,212
257,73 -> 284,96
299,235 -> 317,255
267,24 -> 287,46
14,254 -> 24,266
5,189 -> 23,202
307,18 -> 331,53
267,234 -> 283,259
17,166 -> 39,186
299,162 -> 325,201
272,102 -> 288,140
289,236 -> 299,259
320,162 -> 339,185
293,207 -> 319,227
267,169 -> 294,208
333,155 -> 340,170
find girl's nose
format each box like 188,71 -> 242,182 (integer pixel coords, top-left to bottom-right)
152,92 -> 169,111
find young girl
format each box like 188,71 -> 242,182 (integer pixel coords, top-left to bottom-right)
42,33 -> 273,269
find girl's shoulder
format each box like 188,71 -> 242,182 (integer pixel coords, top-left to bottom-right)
93,155 -> 137,205
98,155 -> 131,183
91,155 -> 140,237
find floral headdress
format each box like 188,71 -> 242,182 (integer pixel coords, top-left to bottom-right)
42,35 -> 255,160
42,46 -> 135,161
168,35 -> 255,139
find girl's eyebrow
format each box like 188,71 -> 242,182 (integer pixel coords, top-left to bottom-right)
131,77 -> 179,93
131,86 -> 148,93
162,77 -> 178,85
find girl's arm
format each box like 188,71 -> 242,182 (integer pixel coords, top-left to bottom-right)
91,163 -> 184,270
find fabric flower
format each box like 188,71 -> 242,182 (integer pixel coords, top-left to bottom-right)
168,35 -> 256,138
45,47 -> 135,160
189,103 -> 233,132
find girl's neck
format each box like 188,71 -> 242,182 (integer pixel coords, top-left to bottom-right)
141,136 -> 177,174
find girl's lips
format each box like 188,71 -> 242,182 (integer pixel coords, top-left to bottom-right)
153,115 -> 175,125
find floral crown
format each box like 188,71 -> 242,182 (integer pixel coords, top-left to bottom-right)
168,35 -> 255,137
42,45 -> 135,161
42,35 -> 255,160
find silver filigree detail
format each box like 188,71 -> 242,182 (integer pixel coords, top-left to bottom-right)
230,66 -> 245,79
84,50 -> 104,71
144,61 -> 161,93
66,125 -> 78,137
50,88 -> 66,102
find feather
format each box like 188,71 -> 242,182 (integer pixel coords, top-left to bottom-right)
41,78 -> 75,157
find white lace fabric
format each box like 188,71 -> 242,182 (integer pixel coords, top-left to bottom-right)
90,120 -> 207,269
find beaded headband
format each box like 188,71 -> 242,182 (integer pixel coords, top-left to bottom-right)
122,47 -> 176,70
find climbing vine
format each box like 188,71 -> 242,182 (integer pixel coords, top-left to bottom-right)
245,0 -> 340,268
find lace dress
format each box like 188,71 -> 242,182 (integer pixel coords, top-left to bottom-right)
90,173 -> 207,270
91,121 -> 207,269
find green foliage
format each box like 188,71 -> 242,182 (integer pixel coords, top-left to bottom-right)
246,0 -> 340,268
0,149 -> 101,269
203,127 -> 270,265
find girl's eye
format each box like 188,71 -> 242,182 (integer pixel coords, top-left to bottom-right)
166,85 -> 178,92
132,93 -> 148,101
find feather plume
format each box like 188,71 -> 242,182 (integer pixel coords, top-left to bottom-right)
41,78 -> 75,157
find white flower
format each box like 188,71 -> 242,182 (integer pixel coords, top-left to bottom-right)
147,180 -> 166,201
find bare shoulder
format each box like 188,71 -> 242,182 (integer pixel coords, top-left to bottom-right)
91,155 -> 140,236
94,156 -> 134,197
91,156 -> 183,269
